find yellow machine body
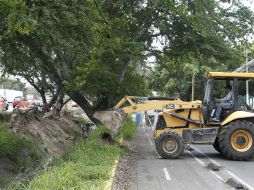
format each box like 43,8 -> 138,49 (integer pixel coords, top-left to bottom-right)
115,93 -> 254,139
221,111 -> 254,126
103,72 -> 254,160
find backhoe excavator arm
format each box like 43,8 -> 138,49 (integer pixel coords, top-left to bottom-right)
94,95 -> 202,135
114,95 -> 201,114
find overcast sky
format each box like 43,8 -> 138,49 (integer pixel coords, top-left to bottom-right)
243,0 -> 254,11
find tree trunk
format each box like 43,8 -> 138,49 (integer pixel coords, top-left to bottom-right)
118,59 -> 130,84
41,93 -> 47,105
48,87 -> 62,108
68,90 -> 95,119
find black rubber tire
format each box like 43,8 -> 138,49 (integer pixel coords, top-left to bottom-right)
218,120 -> 254,161
155,132 -> 184,159
213,137 -> 221,153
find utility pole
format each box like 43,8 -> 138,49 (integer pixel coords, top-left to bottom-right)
245,46 -> 249,105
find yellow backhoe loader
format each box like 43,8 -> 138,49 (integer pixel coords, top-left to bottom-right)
94,72 -> 254,161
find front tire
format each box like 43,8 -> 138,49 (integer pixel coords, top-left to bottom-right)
218,120 -> 254,161
155,132 -> 184,159
213,138 -> 221,153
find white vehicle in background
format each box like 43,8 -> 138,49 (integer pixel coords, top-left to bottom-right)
0,89 -> 23,110
0,89 -> 23,103
34,99 -> 43,107
26,94 -> 34,107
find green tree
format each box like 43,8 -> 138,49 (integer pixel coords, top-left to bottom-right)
0,0 -> 254,117
150,0 -> 254,100
0,0 -> 151,116
0,78 -> 26,91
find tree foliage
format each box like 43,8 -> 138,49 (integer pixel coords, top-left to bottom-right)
0,77 -> 26,91
149,0 -> 254,100
0,0 -> 253,115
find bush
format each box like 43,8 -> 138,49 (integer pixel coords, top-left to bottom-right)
118,115 -> 136,140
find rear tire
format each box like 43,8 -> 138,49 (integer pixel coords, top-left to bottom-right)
155,132 -> 184,159
218,120 -> 254,161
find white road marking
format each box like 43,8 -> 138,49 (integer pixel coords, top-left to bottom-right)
186,150 -> 205,166
192,146 -> 254,190
187,150 -> 224,182
163,168 -> 171,181
191,146 -> 221,167
211,171 -> 225,182
155,150 -> 160,158
148,139 -> 153,146
225,169 -> 254,190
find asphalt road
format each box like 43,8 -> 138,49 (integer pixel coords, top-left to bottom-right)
130,126 -> 254,190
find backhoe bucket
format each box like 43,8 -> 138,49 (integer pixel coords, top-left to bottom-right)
93,110 -> 126,135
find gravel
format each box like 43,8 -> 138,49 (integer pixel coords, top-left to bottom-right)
112,141 -> 137,190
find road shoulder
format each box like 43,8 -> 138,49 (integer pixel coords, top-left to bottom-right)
112,140 -> 137,190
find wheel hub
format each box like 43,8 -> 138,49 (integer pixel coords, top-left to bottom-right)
163,137 -> 178,153
231,130 -> 253,152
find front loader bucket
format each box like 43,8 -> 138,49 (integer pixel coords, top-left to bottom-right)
93,110 -> 126,135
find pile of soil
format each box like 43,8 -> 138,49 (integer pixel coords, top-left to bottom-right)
9,108 -> 83,159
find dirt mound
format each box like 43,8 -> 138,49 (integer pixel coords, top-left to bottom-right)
9,108 -> 82,158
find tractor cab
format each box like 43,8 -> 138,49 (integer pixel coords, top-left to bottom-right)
203,72 -> 254,124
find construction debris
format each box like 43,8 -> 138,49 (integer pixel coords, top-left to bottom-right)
226,178 -> 246,189
206,163 -> 220,171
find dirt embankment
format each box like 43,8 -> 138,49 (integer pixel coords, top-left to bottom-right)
9,108 -> 83,159
0,108 -> 83,188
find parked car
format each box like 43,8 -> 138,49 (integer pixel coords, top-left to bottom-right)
0,96 -> 9,110
13,96 -> 24,108
34,99 -> 43,107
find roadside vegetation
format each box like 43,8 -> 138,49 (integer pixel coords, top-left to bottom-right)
6,116 -> 137,190
0,124 -> 39,171
118,116 -> 136,140
0,123 -> 39,188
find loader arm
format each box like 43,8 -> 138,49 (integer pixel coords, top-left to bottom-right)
115,95 -> 201,114
94,95 -> 202,135
94,95 -> 176,135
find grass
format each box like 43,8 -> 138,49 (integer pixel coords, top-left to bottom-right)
0,174 -> 10,188
7,116 -> 137,190
0,124 -> 39,172
23,127 -> 124,190
117,115 -> 137,140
